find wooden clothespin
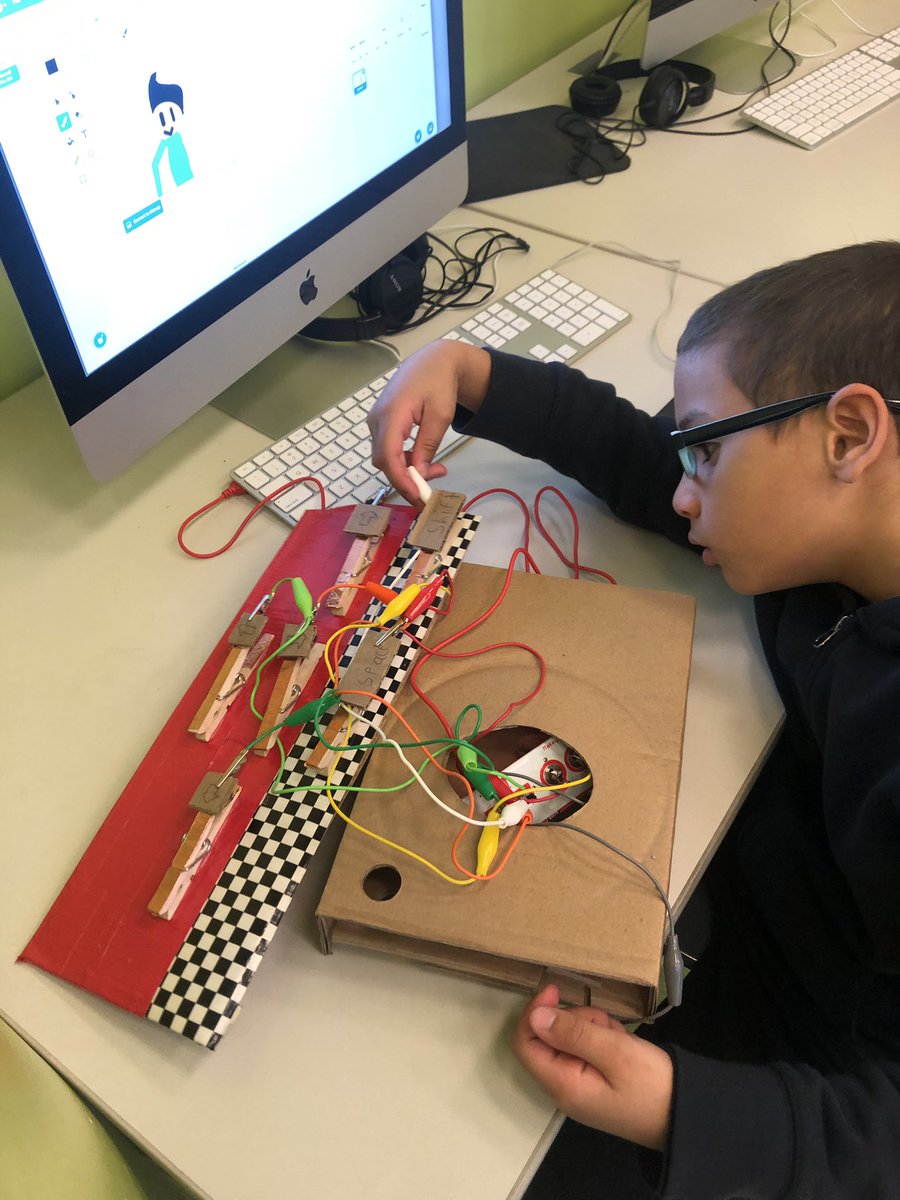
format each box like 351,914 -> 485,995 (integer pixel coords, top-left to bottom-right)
306,706 -> 352,775
406,488 -> 468,580
254,623 -> 325,754
148,773 -> 241,919
325,505 -> 391,615
188,610 -> 274,741
306,622 -> 399,773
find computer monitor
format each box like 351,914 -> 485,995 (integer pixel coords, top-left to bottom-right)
0,0 -> 467,481
641,0 -> 781,94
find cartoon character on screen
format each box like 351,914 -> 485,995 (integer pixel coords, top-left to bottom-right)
149,72 -> 193,198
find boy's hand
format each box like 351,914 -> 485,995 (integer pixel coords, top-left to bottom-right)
367,341 -> 491,506
512,984 -> 674,1151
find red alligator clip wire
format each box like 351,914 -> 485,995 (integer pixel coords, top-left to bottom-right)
401,572 -> 448,625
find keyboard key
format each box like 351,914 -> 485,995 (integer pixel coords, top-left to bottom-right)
354,477 -> 386,503
573,323 -> 604,346
274,487 -> 313,513
262,474 -> 290,496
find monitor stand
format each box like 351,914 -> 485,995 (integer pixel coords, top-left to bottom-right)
570,9 -> 798,98
677,31 -> 794,95
210,335 -> 397,442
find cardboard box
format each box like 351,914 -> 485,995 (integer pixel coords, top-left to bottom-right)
316,563 -> 695,1019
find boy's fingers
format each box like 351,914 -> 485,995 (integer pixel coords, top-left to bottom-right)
409,413 -> 453,476
528,1006 -> 626,1074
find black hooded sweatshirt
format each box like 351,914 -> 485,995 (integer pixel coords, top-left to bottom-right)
457,351 -> 900,1200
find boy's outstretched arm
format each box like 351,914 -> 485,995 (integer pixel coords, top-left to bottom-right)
512,984 -> 674,1151
461,351 -> 692,549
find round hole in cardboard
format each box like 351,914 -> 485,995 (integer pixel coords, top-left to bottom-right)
362,863 -> 402,901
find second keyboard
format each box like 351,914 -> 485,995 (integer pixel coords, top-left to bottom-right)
742,27 -> 900,148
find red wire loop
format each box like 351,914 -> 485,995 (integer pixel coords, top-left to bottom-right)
177,477 -> 326,558
533,485 -> 617,585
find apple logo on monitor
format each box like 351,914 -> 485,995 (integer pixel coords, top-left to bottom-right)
299,269 -> 318,304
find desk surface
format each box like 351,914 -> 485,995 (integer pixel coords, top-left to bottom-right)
465,0 -> 900,284
0,228 -> 782,1200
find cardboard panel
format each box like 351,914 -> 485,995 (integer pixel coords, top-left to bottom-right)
317,564 -> 695,1020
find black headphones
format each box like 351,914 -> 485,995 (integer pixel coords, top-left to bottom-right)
301,235 -> 430,341
569,58 -> 715,129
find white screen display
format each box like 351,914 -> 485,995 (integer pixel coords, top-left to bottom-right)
0,0 -> 449,374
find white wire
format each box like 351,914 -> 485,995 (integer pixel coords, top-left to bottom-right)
370,337 -> 403,363
343,704 -> 501,828
557,238 -> 684,363
770,0 -> 838,56
773,0 -> 882,47
823,0 -> 880,35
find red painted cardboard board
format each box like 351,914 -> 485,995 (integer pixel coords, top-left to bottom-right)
21,505 -> 413,1015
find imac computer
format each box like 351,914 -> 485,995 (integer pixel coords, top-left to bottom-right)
0,0 -> 467,480
641,0 -> 783,94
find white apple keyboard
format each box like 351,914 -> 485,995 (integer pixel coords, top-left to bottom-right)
742,27 -> 900,148
230,267 -> 631,524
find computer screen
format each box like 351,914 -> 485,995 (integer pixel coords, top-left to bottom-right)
0,0 -> 467,480
641,0 -> 778,94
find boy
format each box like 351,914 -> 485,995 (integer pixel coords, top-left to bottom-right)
368,241 -> 900,1198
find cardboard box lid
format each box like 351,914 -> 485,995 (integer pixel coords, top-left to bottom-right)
316,563 -> 695,1018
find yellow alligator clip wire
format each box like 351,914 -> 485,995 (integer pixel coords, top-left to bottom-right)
475,804 -> 502,877
376,583 -> 422,626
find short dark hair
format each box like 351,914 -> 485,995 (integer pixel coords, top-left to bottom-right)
148,72 -> 184,114
677,241 -> 900,406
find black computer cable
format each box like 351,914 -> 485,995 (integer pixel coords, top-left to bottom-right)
392,226 -> 531,332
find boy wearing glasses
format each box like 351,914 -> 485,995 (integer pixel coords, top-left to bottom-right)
368,240 -> 900,1198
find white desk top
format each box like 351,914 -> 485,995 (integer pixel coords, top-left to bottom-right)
0,230 -> 782,1199
465,0 -> 900,284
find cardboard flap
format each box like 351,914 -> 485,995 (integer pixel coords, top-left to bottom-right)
316,564 -> 695,1019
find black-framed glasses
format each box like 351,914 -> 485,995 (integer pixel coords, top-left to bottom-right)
670,390 -> 900,479
672,391 -> 841,478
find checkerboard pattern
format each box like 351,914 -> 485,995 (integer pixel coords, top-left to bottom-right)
147,516 -> 479,1047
